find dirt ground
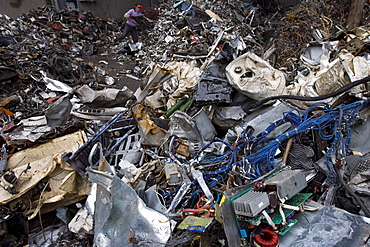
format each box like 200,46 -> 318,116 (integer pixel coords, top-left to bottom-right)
81,53 -> 143,93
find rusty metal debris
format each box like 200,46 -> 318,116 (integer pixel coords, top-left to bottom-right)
0,0 -> 370,246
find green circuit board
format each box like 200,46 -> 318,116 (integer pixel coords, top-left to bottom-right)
268,193 -> 312,225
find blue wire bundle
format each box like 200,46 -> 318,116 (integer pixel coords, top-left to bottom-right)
162,98 -> 370,210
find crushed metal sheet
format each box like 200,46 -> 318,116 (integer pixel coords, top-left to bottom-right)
87,169 -> 172,247
1,130 -> 89,219
68,206 -> 94,235
279,205 -> 370,247
75,85 -> 134,107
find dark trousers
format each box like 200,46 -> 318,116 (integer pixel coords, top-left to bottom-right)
117,23 -> 138,43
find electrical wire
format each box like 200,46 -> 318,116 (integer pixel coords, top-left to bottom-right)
262,210 -> 277,230
162,98 -> 370,210
250,75 -> 370,110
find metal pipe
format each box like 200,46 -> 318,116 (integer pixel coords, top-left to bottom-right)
66,110 -> 128,161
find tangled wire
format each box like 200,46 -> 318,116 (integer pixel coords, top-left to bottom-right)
274,0 -> 352,69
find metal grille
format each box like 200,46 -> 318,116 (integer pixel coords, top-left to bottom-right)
233,191 -> 269,217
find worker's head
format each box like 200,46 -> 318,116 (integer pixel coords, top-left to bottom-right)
135,3 -> 143,10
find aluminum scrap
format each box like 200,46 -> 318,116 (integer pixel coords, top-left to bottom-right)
0,1 -> 370,247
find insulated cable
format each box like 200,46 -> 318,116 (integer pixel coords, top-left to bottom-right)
249,75 -> 370,111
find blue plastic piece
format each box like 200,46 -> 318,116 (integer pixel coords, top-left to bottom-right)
186,225 -> 205,232
240,229 -> 248,238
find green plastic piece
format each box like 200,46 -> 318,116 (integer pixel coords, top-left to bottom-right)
179,99 -> 193,112
165,96 -> 188,118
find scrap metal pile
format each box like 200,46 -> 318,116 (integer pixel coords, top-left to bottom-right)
0,0 -> 370,246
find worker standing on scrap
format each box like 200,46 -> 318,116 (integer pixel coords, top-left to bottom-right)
117,3 -> 144,45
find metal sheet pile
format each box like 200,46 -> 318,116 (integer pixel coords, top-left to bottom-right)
0,0 -> 370,246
